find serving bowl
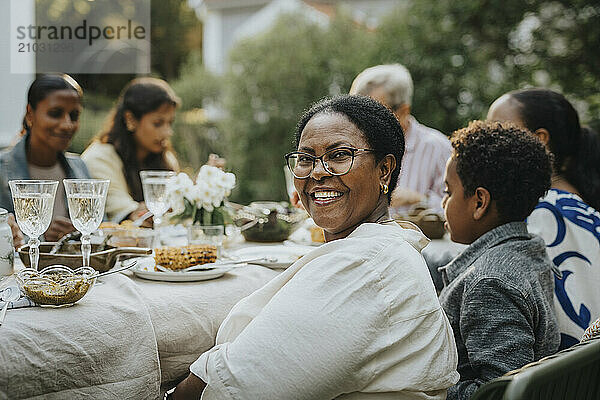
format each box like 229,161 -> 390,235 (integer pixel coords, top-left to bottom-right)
100,227 -> 156,248
233,201 -> 307,242
393,204 -> 446,239
18,243 -> 152,272
15,265 -> 97,307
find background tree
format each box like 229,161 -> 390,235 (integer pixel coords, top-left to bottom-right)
372,0 -> 600,134
221,12 -> 373,203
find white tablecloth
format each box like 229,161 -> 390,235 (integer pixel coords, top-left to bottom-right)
122,265 -> 279,389
0,234 -> 461,399
0,256 -> 279,399
0,274 -> 160,400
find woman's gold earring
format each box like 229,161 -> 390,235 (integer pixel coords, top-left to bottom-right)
380,183 -> 389,194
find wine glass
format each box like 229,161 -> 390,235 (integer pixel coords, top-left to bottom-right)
140,170 -> 176,232
63,179 -> 109,268
8,180 -> 58,270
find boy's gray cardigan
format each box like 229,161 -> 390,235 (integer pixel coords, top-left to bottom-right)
439,221 -> 560,400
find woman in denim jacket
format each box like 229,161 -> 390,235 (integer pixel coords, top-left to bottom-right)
0,74 -> 90,241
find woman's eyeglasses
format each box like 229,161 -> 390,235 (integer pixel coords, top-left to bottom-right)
285,147 -> 375,179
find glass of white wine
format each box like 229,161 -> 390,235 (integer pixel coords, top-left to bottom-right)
9,180 -> 58,270
140,170 -> 176,236
64,179 -> 109,268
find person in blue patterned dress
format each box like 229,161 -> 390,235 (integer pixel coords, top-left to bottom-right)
488,89 -> 600,349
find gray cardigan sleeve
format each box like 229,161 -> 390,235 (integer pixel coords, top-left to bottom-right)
447,277 -> 535,400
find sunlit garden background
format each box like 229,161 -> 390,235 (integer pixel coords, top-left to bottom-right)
68,0 -> 600,204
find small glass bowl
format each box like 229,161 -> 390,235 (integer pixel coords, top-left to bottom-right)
15,265 -> 98,307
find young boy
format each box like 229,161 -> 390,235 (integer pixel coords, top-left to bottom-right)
439,121 -> 560,400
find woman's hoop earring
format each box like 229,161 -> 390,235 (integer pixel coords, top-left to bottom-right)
380,183 -> 389,194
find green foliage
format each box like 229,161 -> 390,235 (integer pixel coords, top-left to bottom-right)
169,56 -> 226,171
372,0 -> 600,133
69,92 -> 112,154
221,12 -> 373,203
150,0 -> 203,79
170,118 -> 226,174
215,1 -> 599,204
171,51 -> 222,110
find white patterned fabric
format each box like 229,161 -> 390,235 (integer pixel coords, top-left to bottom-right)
527,189 -> 600,349
191,222 -> 459,400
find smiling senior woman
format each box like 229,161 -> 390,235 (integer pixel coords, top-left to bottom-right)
171,95 -> 458,400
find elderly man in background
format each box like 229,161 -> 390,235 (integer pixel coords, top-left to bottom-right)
350,64 -> 451,212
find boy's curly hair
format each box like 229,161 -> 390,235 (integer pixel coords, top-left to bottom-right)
451,120 -> 552,222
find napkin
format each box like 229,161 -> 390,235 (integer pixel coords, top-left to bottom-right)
0,287 -> 36,309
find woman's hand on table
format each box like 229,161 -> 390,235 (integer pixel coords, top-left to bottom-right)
8,213 -> 24,248
206,153 -> 226,170
169,373 -> 206,400
127,204 -> 153,228
45,216 -> 76,242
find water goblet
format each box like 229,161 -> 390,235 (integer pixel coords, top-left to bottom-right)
140,170 -> 176,241
8,180 -> 58,270
187,224 -> 225,256
64,179 -> 109,268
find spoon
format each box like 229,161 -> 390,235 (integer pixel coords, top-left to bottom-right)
92,259 -> 139,280
0,286 -> 21,326
155,257 -> 277,273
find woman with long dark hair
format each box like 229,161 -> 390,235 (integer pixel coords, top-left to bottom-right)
487,88 -> 600,348
82,77 -> 180,223
0,73 -> 90,242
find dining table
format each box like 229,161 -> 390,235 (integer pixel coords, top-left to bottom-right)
0,239 -> 284,400
0,229 -> 461,400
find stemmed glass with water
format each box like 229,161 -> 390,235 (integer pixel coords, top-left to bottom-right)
9,180 -> 58,270
63,179 -> 109,268
140,170 -> 175,242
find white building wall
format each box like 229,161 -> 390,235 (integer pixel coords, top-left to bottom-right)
203,9 -> 225,73
0,0 -> 35,148
193,0 -> 401,75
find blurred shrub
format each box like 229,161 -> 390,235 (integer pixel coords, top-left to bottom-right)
218,1 -> 599,203
221,12 -> 374,203
169,51 -> 226,173
372,0 -> 599,134
69,92 -> 113,154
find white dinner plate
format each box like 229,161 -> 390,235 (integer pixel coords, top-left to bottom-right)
283,238 -> 323,247
230,246 -> 311,269
131,257 -> 234,282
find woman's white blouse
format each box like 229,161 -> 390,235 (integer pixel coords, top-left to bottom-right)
191,222 -> 459,400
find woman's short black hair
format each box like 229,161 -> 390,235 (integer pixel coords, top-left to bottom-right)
293,95 -> 405,202
451,120 -> 552,222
